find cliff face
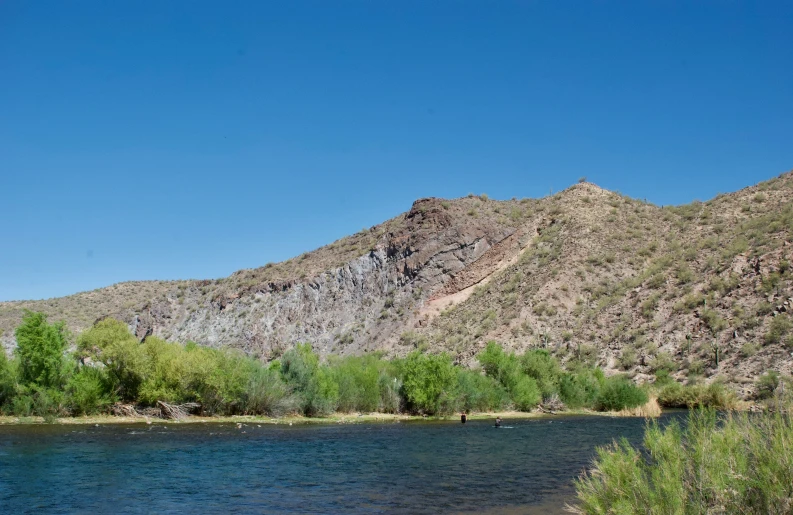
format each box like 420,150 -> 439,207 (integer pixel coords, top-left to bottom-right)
126,196 -> 520,359
3,171 -> 793,398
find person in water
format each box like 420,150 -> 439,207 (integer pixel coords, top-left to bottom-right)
495,416 -> 502,428
460,412 -> 467,424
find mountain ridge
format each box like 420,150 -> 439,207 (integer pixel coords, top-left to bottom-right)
3,171 -> 793,399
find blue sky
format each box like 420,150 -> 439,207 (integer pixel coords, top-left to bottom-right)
1,1 -> 791,301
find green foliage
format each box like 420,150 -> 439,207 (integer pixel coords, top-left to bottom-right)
281,343 -> 339,416
0,352 -> 18,411
66,366 -> 116,415
617,347 -> 637,370
595,378 -> 648,411
648,352 -> 675,373
242,367 -> 296,416
559,369 -> 602,409
521,349 -> 562,399
656,381 -> 738,409
511,375 -> 542,410
399,351 -> 457,415
331,355 -> 384,413
455,369 -> 509,412
78,318 -> 146,401
15,311 -> 71,389
764,315 -> 791,345
574,409 -> 793,514
755,371 -> 780,400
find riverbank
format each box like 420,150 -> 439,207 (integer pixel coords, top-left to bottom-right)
0,405 -> 674,426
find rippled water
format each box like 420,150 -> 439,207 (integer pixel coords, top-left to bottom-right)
0,413 -> 686,514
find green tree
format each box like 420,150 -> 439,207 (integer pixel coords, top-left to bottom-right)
0,352 -> 18,410
14,311 -> 71,389
77,318 -> 146,401
280,343 -> 338,416
399,351 -> 457,414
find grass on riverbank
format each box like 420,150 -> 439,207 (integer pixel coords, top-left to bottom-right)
571,400 -> 793,514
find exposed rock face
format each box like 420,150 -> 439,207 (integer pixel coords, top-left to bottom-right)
129,197 -> 518,359
3,173 -> 793,397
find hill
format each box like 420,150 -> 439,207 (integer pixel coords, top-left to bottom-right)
3,171 -> 793,398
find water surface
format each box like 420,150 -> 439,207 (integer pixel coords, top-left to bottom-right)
0,413 -> 685,514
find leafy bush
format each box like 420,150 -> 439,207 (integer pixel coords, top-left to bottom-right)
511,376 -> 542,411
455,369 -> 509,412
281,343 -> 339,416
399,351 -> 457,415
573,409 -> 793,514
559,369 -> 602,409
0,352 -> 18,411
242,367 -> 296,416
520,349 -> 562,399
595,378 -> 648,411
755,371 -> 780,400
656,381 -> 738,409
66,366 -> 116,415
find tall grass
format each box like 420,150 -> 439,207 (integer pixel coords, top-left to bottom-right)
571,408 -> 793,514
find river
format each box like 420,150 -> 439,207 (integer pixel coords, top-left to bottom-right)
0,413 -> 685,514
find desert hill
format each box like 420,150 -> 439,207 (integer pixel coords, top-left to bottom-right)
3,171 -> 793,398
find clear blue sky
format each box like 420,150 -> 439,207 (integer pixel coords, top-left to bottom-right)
1,1 -> 791,301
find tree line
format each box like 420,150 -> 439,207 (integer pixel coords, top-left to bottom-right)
1,311 -> 657,419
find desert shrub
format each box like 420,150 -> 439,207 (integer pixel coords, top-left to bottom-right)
617,347 -> 637,370
764,315 -> 791,345
700,308 -> 727,333
755,371 -> 780,400
648,352 -> 675,373
572,409 -> 793,514
595,377 -> 648,411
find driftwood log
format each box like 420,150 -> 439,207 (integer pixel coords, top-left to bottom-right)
111,402 -> 202,419
111,403 -> 140,417
156,401 -> 202,420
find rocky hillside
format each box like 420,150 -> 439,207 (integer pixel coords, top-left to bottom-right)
3,171 -> 793,397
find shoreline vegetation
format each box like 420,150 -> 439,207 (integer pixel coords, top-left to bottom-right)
0,312 -> 772,427
0,405 -> 667,426
572,402 -> 793,514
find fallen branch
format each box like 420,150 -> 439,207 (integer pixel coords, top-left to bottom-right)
156,401 -> 201,420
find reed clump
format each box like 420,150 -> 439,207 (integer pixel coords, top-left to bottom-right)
571,406 -> 793,514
